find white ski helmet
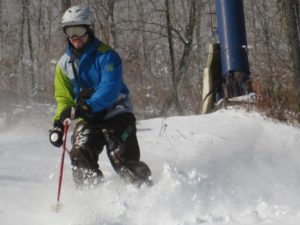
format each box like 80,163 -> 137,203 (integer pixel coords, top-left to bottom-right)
61,5 -> 94,28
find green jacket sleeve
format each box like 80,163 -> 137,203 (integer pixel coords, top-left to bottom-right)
53,63 -> 75,122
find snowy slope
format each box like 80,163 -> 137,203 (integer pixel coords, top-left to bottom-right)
0,107 -> 300,225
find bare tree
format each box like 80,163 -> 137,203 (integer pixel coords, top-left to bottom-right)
160,0 -> 183,115
0,0 -> 3,64
160,0 -> 198,115
61,0 -> 71,14
279,0 -> 300,100
91,0 -> 118,47
25,0 -> 35,95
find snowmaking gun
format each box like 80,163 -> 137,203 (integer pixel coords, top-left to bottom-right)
201,0 -> 255,114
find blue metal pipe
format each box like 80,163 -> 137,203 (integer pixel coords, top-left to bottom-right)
215,0 -> 250,78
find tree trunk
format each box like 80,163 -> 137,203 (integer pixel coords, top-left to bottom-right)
25,0 -> 35,95
108,0 -> 118,48
281,0 -> 300,99
0,0 -> 3,64
177,0 -> 196,84
135,0 -> 153,79
161,0 -> 182,115
20,1 -> 26,97
61,0 -> 71,14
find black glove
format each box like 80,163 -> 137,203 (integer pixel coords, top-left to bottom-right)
60,107 -> 75,122
75,102 -> 107,123
75,102 -> 91,117
50,107 -> 74,148
49,127 -> 63,147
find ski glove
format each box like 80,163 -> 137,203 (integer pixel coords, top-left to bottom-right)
60,107 -> 76,123
49,127 -> 63,147
53,101 -> 106,135
75,102 -> 107,124
50,107 -> 74,148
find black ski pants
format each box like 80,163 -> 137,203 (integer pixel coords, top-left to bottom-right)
69,112 -> 141,185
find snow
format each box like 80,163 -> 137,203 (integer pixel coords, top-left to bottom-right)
1,106 -> 300,225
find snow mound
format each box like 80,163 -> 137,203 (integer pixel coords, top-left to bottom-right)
1,107 -> 300,225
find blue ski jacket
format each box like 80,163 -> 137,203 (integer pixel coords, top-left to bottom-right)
53,37 -> 133,122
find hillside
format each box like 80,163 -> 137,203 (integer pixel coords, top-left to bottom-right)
0,107 -> 300,225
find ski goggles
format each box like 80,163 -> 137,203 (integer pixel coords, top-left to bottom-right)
64,26 -> 88,38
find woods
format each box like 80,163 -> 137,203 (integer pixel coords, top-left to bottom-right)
0,0 -> 299,120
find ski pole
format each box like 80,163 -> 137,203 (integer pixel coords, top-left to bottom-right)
55,119 -> 71,213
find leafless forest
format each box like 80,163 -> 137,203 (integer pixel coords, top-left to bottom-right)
0,0 -> 299,121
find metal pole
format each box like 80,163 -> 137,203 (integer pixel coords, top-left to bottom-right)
215,0 -> 250,78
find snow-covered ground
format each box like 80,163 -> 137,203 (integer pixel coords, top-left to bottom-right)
1,106 -> 300,225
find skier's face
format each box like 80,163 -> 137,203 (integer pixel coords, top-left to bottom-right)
68,34 -> 89,50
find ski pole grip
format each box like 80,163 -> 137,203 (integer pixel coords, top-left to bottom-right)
63,118 -> 71,126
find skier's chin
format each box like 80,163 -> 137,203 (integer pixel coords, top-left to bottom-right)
72,42 -> 85,50
69,36 -> 89,51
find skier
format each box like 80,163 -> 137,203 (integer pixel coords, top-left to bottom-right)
49,5 -> 151,187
